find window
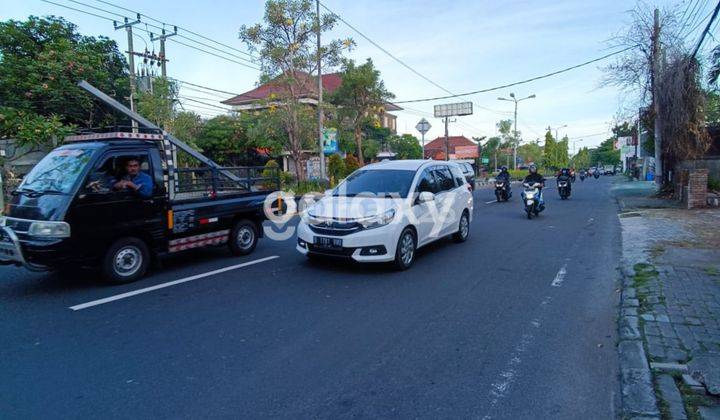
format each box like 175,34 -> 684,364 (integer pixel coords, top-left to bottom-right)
416,169 -> 439,194
333,169 -> 416,198
449,165 -> 466,187
86,154 -> 151,194
463,163 -> 474,174
433,166 -> 455,192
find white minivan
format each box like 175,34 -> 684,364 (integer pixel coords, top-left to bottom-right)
296,160 -> 474,269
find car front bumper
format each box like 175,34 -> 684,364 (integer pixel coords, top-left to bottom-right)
296,221 -> 400,263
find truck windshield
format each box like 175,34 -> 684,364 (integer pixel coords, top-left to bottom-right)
333,169 -> 416,198
18,148 -> 95,194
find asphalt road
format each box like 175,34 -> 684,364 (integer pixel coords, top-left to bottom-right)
0,176 -> 621,419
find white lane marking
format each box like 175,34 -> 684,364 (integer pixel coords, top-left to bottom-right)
69,255 -> 279,311
485,200 -> 498,204
551,265 -> 567,287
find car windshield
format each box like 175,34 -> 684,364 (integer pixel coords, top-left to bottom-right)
333,169 -> 416,198
19,148 -> 95,194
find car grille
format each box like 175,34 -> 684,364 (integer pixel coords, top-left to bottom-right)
4,218 -> 31,233
308,221 -> 363,236
307,244 -> 356,257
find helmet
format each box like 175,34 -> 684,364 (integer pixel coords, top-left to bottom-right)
500,166 -> 508,172
529,164 -> 537,174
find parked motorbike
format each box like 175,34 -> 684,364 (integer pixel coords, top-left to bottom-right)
521,182 -> 544,219
495,179 -> 512,202
558,179 -> 571,200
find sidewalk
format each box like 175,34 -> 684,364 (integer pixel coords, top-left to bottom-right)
614,178 -> 720,419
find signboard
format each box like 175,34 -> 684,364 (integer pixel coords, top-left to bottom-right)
481,157 -> 490,164
306,157 -> 322,180
415,118 -> 431,135
454,145 -> 479,158
434,101 -> 473,118
322,127 -> 338,154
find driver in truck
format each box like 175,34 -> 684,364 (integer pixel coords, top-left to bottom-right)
113,157 -> 153,198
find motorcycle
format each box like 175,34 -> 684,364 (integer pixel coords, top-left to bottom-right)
557,179 -> 571,200
495,179 -> 512,202
521,182 -> 544,219
594,171 -> 600,179
580,172 -> 586,182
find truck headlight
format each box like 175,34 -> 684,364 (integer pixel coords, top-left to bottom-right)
359,209 -> 395,230
0,216 -> 6,227
28,221 -> 71,238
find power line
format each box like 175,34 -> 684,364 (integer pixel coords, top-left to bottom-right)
178,96 -> 233,111
89,0 -> 257,60
394,46 -> 637,104
692,0 -> 720,57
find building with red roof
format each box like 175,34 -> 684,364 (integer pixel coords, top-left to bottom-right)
424,135 -> 477,160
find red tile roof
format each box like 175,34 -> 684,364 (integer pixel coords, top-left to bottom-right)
222,72 -> 342,106
222,71 -> 401,111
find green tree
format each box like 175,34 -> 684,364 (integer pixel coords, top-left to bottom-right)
136,77 -> 178,128
572,147 -> 591,169
484,136 -> 502,171
327,153 -> 345,182
517,142 -> 542,165
387,134 -> 423,159
542,130 -> 558,170
330,58 -> 394,165
195,115 -> 248,165
590,137 -> 621,167
239,0 -> 352,180
344,154 -> 360,176
0,16 -> 130,131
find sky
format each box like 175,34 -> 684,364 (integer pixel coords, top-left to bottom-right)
4,0 -> 718,150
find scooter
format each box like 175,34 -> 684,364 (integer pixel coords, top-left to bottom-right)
580,173 -> 586,182
594,171 -> 600,179
495,179 -> 512,202
521,182 -> 544,219
558,179 -> 571,200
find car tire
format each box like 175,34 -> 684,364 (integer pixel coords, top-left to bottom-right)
229,219 -> 258,256
394,228 -> 416,270
453,211 -> 470,243
102,237 -> 150,284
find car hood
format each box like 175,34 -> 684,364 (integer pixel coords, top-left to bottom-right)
307,196 -> 402,220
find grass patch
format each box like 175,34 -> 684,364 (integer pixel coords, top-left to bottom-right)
705,266 -> 719,277
650,245 -> 666,259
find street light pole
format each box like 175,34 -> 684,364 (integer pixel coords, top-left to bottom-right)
498,93 -> 536,170
316,0 -> 326,179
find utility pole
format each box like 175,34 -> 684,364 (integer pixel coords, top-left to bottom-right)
498,93 -> 535,170
316,0 -> 326,179
444,117 -> 449,161
652,8 -> 662,186
150,26 -> 177,78
114,14 -> 141,131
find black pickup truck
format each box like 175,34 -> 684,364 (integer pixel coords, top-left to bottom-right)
0,130 -> 279,283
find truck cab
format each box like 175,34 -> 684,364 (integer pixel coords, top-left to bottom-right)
1,132 -> 277,283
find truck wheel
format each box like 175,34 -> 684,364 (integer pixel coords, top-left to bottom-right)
102,237 -> 150,284
229,219 -> 258,256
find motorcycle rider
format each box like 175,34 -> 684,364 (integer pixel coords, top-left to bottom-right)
496,165 -> 512,196
557,167 -> 572,194
523,164 -> 545,208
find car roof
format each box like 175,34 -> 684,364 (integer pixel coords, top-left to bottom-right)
362,159 -> 458,171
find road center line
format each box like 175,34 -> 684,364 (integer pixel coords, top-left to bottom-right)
484,200 -> 497,204
69,255 -> 279,311
551,265 -> 567,287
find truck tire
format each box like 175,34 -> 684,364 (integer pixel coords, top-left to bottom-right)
229,219 -> 258,256
102,237 -> 150,284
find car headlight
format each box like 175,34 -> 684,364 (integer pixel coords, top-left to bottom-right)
358,209 -> 395,230
28,221 -> 71,238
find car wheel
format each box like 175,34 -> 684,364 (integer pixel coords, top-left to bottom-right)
102,237 -> 150,284
453,211 -> 470,243
394,228 -> 416,270
229,219 -> 258,256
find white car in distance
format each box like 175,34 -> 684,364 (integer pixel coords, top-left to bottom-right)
296,160 -> 474,269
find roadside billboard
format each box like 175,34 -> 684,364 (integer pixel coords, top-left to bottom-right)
454,145 -> 479,158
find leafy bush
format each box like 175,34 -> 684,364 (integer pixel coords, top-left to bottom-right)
291,180 -> 330,196
709,176 -> 720,192
327,154 -> 345,183
344,154 -> 360,176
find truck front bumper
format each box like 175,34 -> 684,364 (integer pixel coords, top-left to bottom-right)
0,227 -> 27,267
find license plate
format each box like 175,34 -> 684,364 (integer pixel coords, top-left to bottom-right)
315,236 -> 343,249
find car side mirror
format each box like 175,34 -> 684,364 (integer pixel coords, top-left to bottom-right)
418,191 -> 435,203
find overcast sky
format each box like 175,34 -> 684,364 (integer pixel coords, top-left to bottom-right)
5,0 -> 717,150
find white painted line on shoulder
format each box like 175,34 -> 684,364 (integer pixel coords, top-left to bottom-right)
551,265 -> 567,287
485,200 -> 498,204
69,255 -> 279,311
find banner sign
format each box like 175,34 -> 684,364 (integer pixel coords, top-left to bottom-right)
454,145 -> 479,158
322,127 -> 338,154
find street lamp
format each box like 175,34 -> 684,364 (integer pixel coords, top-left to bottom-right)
548,124 -> 568,142
498,93 -> 536,170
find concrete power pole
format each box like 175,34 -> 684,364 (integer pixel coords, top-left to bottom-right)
114,15 -> 141,131
316,0 -> 326,179
444,117 -> 449,161
151,27 -> 177,78
652,8 -> 663,186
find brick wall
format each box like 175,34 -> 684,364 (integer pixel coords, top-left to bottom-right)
687,169 -> 709,209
